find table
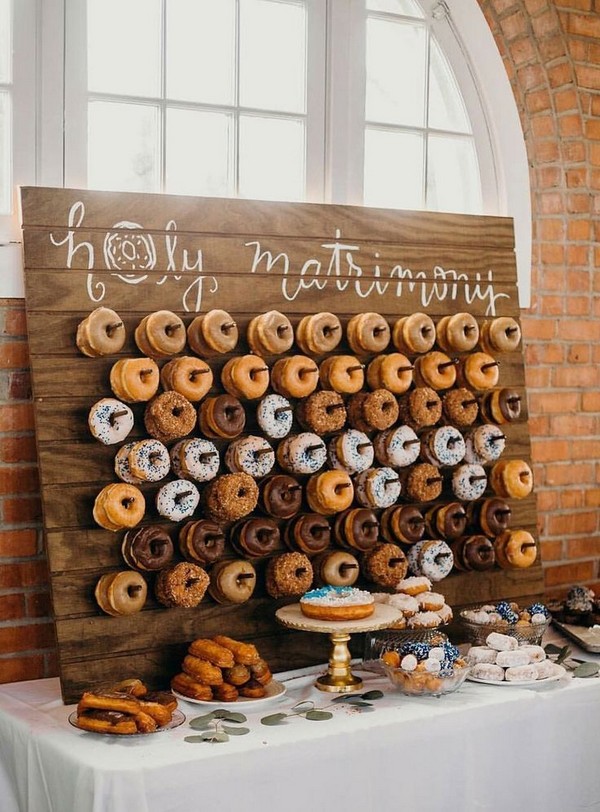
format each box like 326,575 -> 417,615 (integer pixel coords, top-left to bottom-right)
1,631 -> 600,812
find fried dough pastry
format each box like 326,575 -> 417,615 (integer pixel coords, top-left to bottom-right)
76,709 -> 138,735
171,672 -> 213,701
213,682 -> 239,702
182,655 -> 224,686
77,691 -> 141,716
212,635 -> 260,666
188,638 -> 235,668
222,664 -> 251,686
239,679 -> 266,698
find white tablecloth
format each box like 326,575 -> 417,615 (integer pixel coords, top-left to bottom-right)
1,631 -> 599,812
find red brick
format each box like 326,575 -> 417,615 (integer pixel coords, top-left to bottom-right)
0,466 -> 40,495
561,140 -> 586,162
567,193 -> 591,213
510,36 -> 537,65
555,0 -> 592,10
544,560 -> 596,587
524,0 -> 548,14
567,12 -> 600,37
566,343 -> 591,364
567,219 -> 591,239
2,309 -> 27,337
8,371 -> 31,400
547,510 -> 598,536
539,243 -> 565,263
561,490 -> 585,509
566,269 -> 591,289
539,35 -> 567,62
2,497 -> 42,523
554,89 -> 579,112
0,403 -> 34,432
491,0 -> 520,13
0,529 -> 38,557
550,412 -> 595,435
538,219 -> 566,241
545,461 -> 594,486
0,593 -> 26,620
539,294 -> 565,315
590,142 -> 600,165
531,438 -> 571,462
539,268 -> 566,291
559,114 -> 583,136
540,539 -> 564,562
525,342 -> 564,364
534,140 -> 561,163
582,392 -> 600,411
554,365 -> 599,388
567,537 -> 600,558
547,61 -> 573,89
569,38 -> 589,62
537,489 -> 560,512
0,342 -> 29,369
558,319 -> 600,340
585,119 -> 600,140
537,166 -> 562,187
521,316 -> 557,340
566,296 -> 591,315
0,622 -> 56,653
501,10 -> 529,40
0,560 -> 48,589
531,8 -> 560,37
538,191 -> 564,213
585,488 -> 600,506
524,366 -> 552,388
0,437 -> 37,463
526,88 -> 553,113
529,391 -> 580,414
0,655 -> 46,684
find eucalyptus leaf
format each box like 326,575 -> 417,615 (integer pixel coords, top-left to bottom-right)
222,725 -> 250,736
344,701 -> 373,708
201,731 -> 230,743
188,718 -> 214,731
189,712 -> 216,726
184,735 -> 210,743
544,643 -> 563,655
261,713 -> 289,726
556,645 -> 573,665
304,710 -> 333,721
291,701 -> 315,713
573,662 -> 600,678
216,712 -> 247,724
332,694 -> 359,703
360,690 -> 384,700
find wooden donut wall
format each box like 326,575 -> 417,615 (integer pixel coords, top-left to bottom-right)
20,186 -> 544,703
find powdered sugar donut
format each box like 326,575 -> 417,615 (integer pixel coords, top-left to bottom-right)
278,433 -> 326,475
256,394 -> 293,440
400,653 -> 418,672
534,660 -> 561,679
486,631 -> 518,652
417,591 -> 445,611
505,664 -> 538,682
225,435 -> 275,478
467,646 -> 498,665
114,442 -> 143,484
354,467 -> 401,509
471,663 -> 504,681
156,479 -> 200,521
88,398 -> 134,445
452,463 -> 487,501
328,429 -> 374,474
374,425 -> 420,468
437,604 -> 453,624
128,439 -> 170,482
520,645 -> 546,663
496,649 -> 531,668
170,438 -> 220,482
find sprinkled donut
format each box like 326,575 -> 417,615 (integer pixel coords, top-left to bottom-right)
114,442 -> 143,484
354,467 -> 401,509
144,391 -> 197,442
76,307 -> 126,357
129,439 -> 171,482
225,435 -> 275,478
265,552 -> 313,598
297,391 -> 347,435
256,394 -> 293,439
88,398 -> 134,445
452,463 -> 487,501
155,562 -> 209,608
471,663 -> 505,681
408,539 -> 454,582
374,425 -> 420,468
277,432 -> 327,475
328,429 -> 374,474
469,424 -> 506,463
170,438 -> 220,482
421,426 -> 465,467
156,479 -> 200,521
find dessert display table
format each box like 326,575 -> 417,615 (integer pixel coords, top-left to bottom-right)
1,632 -> 599,812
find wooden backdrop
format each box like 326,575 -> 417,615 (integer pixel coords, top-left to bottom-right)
20,186 -> 543,703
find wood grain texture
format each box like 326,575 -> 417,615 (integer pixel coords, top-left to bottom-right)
21,186 -> 542,705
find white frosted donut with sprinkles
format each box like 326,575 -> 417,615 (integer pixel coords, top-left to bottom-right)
452,463 -> 487,501
407,539 -> 454,581
256,394 -> 294,439
426,426 -> 465,467
225,435 -> 275,478
463,432 -> 485,465
156,479 -> 200,521
88,398 -> 134,445
472,424 -> 506,462
328,429 -> 374,474
374,425 -> 420,468
128,439 -> 170,482
354,467 -> 401,509
114,442 -> 143,484
280,433 -> 327,475
170,438 -> 220,482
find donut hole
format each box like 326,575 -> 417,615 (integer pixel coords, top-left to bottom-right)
185,576 -> 201,589
121,497 -> 135,510
171,406 -> 184,417
127,584 -> 144,597
334,482 -> 352,495
150,540 -> 167,556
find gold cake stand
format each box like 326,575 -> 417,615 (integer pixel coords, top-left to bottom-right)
276,603 -> 401,693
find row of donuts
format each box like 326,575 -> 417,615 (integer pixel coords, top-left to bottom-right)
77,306 -> 522,360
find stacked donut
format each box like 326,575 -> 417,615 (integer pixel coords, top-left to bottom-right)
373,575 -> 453,630
467,631 -> 563,682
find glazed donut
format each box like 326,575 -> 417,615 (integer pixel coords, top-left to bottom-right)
397,387 -> 442,429
225,435 -> 275,478
297,391 -> 347,435
354,467 -> 401,509
490,459 -> 533,499
420,426 -> 465,467
128,439 -> 170,482
188,638 -> 235,668
114,442 -> 143,484
230,517 -> 280,558
312,551 -> 360,587
265,552 -> 313,598
362,543 -> 408,588
494,529 -> 537,569
481,388 -> 522,424
366,353 -> 413,395
208,559 -> 257,604
392,313 -> 435,354
425,501 -> 467,540
160,357 -> 213,402
182,655 -> 224,685
380,505 -> 425,545
155,479 -> 200,521
256,394 -> 293,439
464,424 -> 505,465
452,535 -> 495,572
441,387 -> 479,427
144,391 -> 196,442
95,570 -> 147,616
179,519 -> 225,566
414,351 -> 457,391
296,312 -> 342,355
170,438 -> 220,482
260,474 -> 303,519
328,429 -> 374,474
277,432 -> 327,475
155,562 -> 209,608
187,309 -> 238,356
247,310 -> 294,355
93,483 -> 145,531
170,673 -> 213,701
271,355 -> 319,399
198,394 -> 246,439
334,508 -> 379,552
348,389 -> 399,432
122,525 -> 174,572
221,355 -> 270,400
76,307 -> 126,357
319,355 -> 365,394
203,473 -> 259,523
88,398 -> 134,445
474,497 -> 512,537
436,312 -> 479,352
284,513 -> 331,555
458,352 -> 499,391
306,470 -> 354,515
347,312 -> 390,354
135,311 -> 186,358
480,317 -> 521,354
374,425 -> 421,468
452,463 -> 487,501
401,463 -> 443,503
407,539 -> 454,582
110,358 -> 160,402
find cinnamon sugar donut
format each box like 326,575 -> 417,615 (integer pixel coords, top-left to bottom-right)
265,552 -> 313,598
203,473 -> 259,523
397,387 -> 442,430
362,543 -> 408,588
401,463 -> 443,503
297,391 -> 347,435
145,391 -> 196,442
155,562 -> 209,608
347,389 -> 399,433
442,387 -> 479,427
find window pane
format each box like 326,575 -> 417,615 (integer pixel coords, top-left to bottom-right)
366,18 -> 426,127
0,91 -> 10,213
364,128 -> 423,210
167,0 -> 235,105
239,115 -> 305,201
88,101 -> 159,193
366,0 -> 424,17
166,108 -> 234,197
429,37 -> 471,133
87,0 -> 161,97
240,0 -> 306,114
0,0 -> 10,83
427,135 -> 481,214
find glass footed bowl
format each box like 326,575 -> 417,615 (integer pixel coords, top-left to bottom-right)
459,608 -> 551,646
362,628 -> 449,673
382,662 -> 470,697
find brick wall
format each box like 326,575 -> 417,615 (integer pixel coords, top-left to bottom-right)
1,1 -> 599,684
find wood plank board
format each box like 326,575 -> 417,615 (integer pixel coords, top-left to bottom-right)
20,186 -> 544,703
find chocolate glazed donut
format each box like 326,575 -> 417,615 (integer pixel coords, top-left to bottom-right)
230,517 -> 280,558
122,525 -> 174,571
334,508 -> 379,552
199,394 -> 246,438
472,497 -> 512,537
426,501 -> 468,541
380,505 -> 425,545
284,513 -> 331,555
179,519 -> 226,566
260,474 -> 302,520
452,535 -> 495,571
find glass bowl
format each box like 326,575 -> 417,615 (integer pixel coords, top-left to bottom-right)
382,662 -> 470,697
362,628 -> 449,673
459,608 -> 550,646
